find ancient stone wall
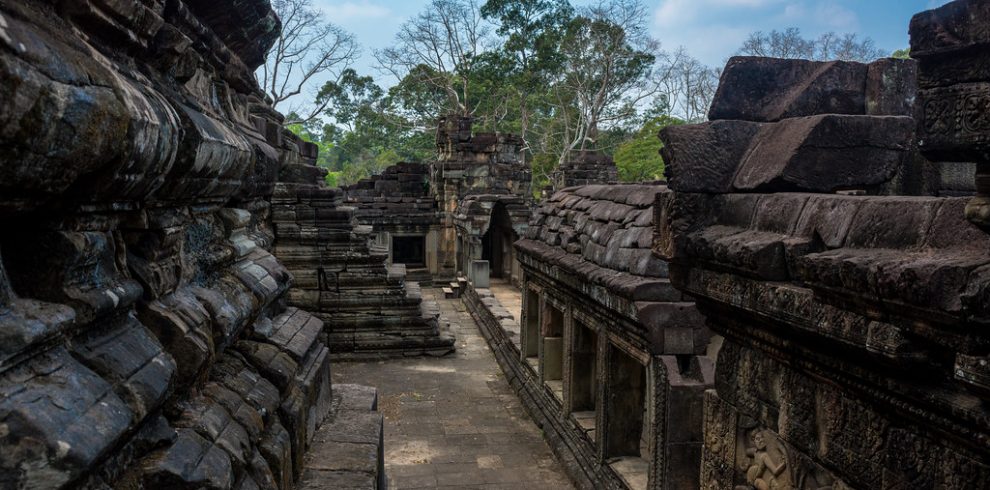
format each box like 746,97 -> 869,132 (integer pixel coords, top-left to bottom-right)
0,1 -> 378,487
339,118 -> 534,291
272,154 -> 454,359
657,15 -> 990,489
911,0 -> 990,226
432,116 -> 532,281
342,162 -> 440,283
453,195 -> 530,286
465,184 -> 712,490
553,151 -> 619,190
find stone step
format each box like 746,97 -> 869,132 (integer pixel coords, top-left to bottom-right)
296,385 -> 384,490
443,287 -> 455,299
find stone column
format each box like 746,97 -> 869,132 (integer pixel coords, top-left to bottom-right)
911,1 -> 990,227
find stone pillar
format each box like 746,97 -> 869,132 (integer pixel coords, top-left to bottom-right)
470,260 -> 490,288
911,0 -> 990,227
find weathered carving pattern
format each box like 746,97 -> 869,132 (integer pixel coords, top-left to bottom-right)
659,4 -> 990,488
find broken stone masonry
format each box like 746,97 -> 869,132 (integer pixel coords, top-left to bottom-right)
0,1 -> 382,488
3,0 -> 990,488
911,1 -> 990,226
654,1 -> 990,488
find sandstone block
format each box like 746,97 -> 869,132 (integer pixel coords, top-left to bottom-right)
138,429 -> 234,489
917,83 -> 990,162
660,120 -> 764,193
910,0 -> 990,88
0,348 -> 133,488
71,317 -> 176,421
866,58 -> 919,116
710,57 -> 869,121
733,115 -> 914,192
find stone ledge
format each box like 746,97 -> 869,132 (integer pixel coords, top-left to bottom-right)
297,384 -> 385,490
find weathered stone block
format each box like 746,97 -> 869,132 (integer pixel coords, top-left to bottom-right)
910,0 -> 990,88
4,231 -> 143,323
71,317 -> 176,421
0,348 -> 133,488
866,58 -> 919,117
733,115 -> 914,192
709,56 -> 917,123
660,120 -> 764,193
140,288 -> 216,386
138,429 -> 234,490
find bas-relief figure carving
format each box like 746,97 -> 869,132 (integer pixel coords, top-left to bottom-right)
733,427 -> 844,490
737,428 -> 789,490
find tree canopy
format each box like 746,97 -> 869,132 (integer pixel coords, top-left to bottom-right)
260,0 -> 891,190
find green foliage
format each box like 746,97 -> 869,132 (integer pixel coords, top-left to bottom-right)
285,120 -> 336,169
614,116 -> 684,182
283,0 -> 714,194
891,48 -> 910,59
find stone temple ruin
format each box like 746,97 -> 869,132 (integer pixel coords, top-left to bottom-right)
341,115 -> 534,291
0,0 -> 988,489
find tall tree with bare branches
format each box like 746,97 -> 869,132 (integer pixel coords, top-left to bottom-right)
739,28 -> 887,62
549,0 -> 671,165
258,0 -> 359,125
375,0 -> 492,120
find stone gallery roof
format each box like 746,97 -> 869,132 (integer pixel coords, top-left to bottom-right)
517,184 -> 680,303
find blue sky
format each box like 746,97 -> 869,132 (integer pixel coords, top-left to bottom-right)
313,0 -> 953,81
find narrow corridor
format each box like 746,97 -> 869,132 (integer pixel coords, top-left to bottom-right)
331,288 -> 574,490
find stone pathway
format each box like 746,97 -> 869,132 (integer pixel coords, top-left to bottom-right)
332,288 -> 574,490
489,279 -> 521,323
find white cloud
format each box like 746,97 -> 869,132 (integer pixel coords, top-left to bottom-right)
782,4 -> 805,19
319,1 -> 390,21
654,0 -> 789,28
814,1 -> 858,30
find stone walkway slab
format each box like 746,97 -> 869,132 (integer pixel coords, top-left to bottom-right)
333,288 -> 574,490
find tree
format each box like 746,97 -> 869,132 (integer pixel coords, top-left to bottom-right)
738,28 -> 887,63
258,0 -> 359,125
481,0 -> 574,151
550,0 -> 670,165
657,49 -> 719,123
891,48 -> 910,59
316,69 -> 385,133
613,115 -> 683,182
375,0 -> 492,119
814,32 -> 888,61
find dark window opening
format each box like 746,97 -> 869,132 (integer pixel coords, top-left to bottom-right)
524,289 -> 540,358
392,235 -> 426,266
482,202 -> 517,279
571,321 -> 598,412
606,345 -> 647,459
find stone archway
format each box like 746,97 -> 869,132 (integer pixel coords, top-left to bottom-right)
482,201 -> 518,281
